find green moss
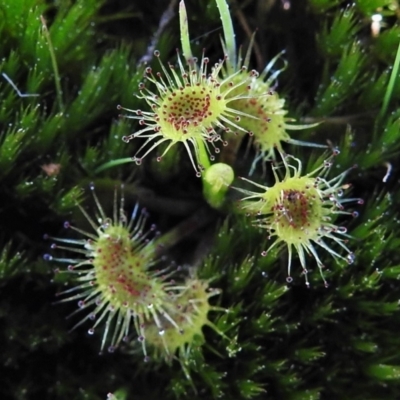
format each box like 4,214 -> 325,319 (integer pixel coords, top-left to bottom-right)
1,0 -> 400,399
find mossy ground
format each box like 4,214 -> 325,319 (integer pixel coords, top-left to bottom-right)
1,0 -> 400,399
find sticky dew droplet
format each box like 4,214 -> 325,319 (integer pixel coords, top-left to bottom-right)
108,345 -> 116,353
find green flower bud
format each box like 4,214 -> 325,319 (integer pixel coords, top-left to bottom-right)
203,162 -> 235,209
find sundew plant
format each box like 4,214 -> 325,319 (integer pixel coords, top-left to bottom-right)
1,0 -> 400,399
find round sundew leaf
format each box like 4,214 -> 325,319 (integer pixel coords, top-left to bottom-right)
119,51 -> 261,175
45,186 -> 186,354
144,278 -> 223,362
235,152 -> 358,286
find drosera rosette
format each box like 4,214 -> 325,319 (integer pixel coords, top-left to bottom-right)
118,49 -> 261,177
143,276 -> 225,363
43,183 -> 187,358
222,50 -> 323,170
234,150 -> 362,287
129,272 -> 229,386
118,1 -> 264,177
214,0 -> 324,171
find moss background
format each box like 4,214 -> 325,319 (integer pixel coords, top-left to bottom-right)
1,0 -> 400,399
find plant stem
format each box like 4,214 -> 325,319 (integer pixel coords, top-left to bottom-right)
179,1 -> 193,62
148,206 -> 215,258
215,0 -> 236,73
196,137 -> 211,171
